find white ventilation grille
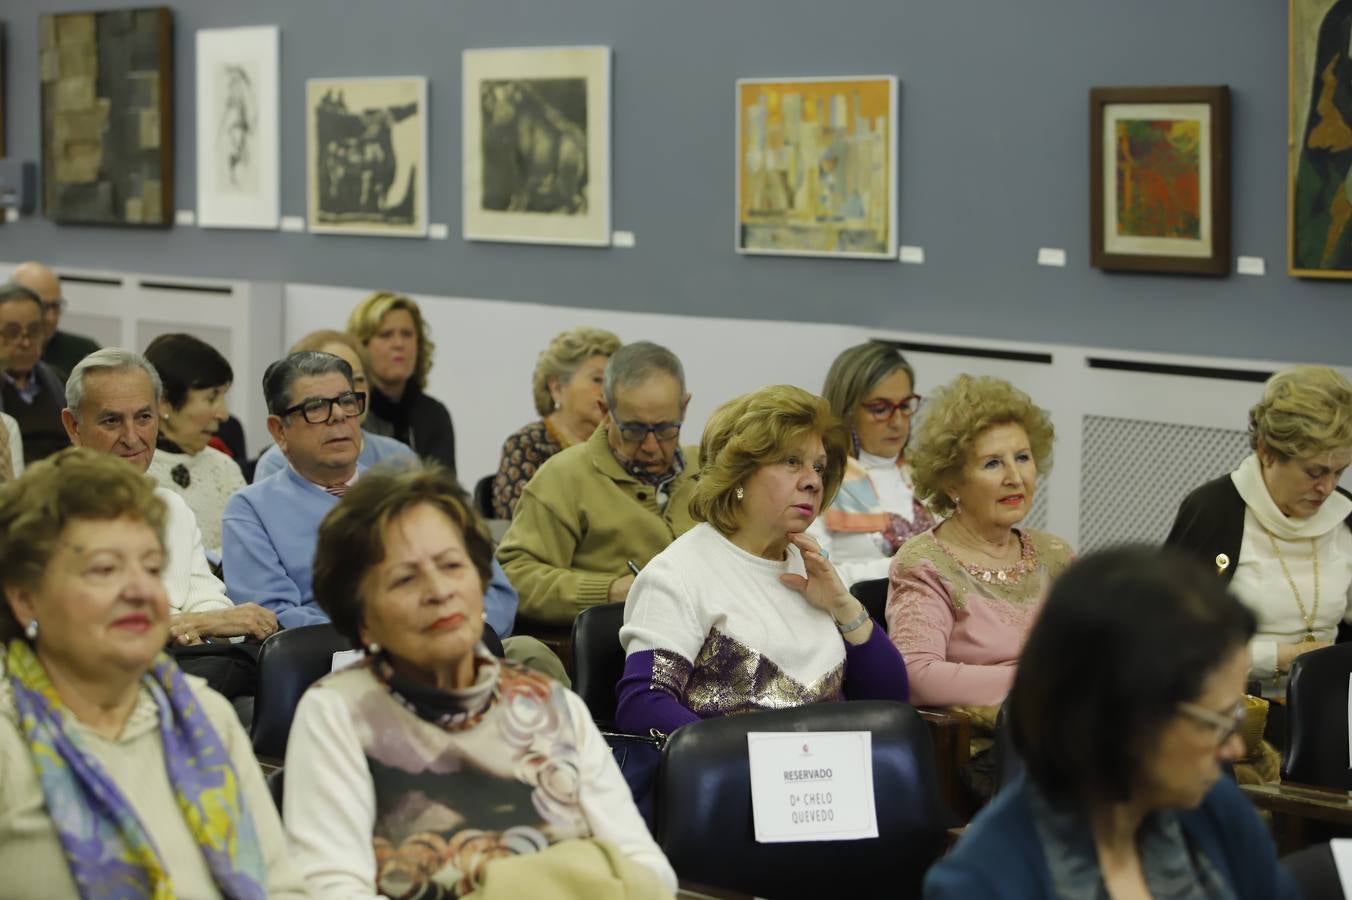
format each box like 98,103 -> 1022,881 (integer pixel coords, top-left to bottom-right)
1024,480 -> 1049,532
1079,415 -> 1250,554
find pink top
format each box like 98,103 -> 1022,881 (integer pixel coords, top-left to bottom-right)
885,528 -> 1074,707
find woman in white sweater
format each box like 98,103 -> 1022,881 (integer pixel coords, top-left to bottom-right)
0,449 -> 301,897
807,342 -> 936,587
285,463 -> 675,898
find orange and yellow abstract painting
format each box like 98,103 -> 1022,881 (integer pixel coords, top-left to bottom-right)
737,76 -> 896,258
1114,119 -> 1201,239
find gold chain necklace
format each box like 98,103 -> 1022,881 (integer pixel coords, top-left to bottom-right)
1263,527 -> 1320,642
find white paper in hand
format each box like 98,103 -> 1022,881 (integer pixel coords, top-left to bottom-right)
747,731 -> 878,843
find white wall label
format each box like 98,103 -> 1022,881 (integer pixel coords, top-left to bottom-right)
1236,256 -> 1266,276
280,216 -> 305,233
1037,247 -> 1067,267
898,245 -> 926,264
747,731 -> 878,843
3,208 -> 17,223
428,223 -> 450,240
611,230 -> 636,248
175,209 -> 196,226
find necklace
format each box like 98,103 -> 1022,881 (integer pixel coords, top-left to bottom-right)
938,521 -> 1035,585
1263,526 -> 1320,642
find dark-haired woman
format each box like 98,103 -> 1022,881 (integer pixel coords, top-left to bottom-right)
144,333 -> 244,558
925,547 -> 1297,899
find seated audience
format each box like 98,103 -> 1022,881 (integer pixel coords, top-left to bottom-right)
0,449 -> 303,896
347,291 -> 457,472
143,333 -> 245,558
0,282 -> 69,464
492,326 -> 622,518
925,547 -> 1298,899
62,349 -> 275,644
497,341 -> 699,624
808,341 -> 937,586
888,374 -> 1073,708
1,411 -> 19,481
253,329 -> 416,482
617,385 -> 909,736
224,351 -> 518,634
12,260 -> 100,378
284,464 -> 676,897
1167,365 -> 1352,698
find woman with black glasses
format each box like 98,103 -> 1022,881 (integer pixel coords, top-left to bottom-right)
809,342 -> 937,587
927,547 -> 1297,900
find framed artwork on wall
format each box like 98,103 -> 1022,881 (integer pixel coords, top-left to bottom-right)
735,75 -> 898,260
1089,85 -> 1230,276
39,7 -> 173,226
1289,0 -> 1352,278
1,23 -> 7,158
306,76 -> 428,237
462,46 -> 611,246
195,25 -> 279,230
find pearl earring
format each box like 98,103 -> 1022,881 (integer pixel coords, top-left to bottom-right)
24,619 -> 38,641
366,642 -> 382,656
735,486 -> 745,500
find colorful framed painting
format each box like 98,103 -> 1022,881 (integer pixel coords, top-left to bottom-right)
1090,86 -> 1230,276
196,25 -> 279,230
1289,0 -> 1352,278
39,7 -> 174,226
462,46 -> 611,246
736,75 -> 897,260
306,76 -> 428,237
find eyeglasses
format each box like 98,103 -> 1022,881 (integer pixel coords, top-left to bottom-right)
281,391 -> 366,424
860,394 -> 923,421
0,323 -> 44,344
42,298 -> 68,315
1177,699 -> 1247,746
612,416 -> 682,444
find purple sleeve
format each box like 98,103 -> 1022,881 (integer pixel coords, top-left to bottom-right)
842,622 -> 910,703
614,649 -> 702,736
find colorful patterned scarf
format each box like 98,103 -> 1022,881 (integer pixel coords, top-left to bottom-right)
6,639 -> 267,899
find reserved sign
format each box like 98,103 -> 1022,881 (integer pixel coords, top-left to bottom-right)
746,731 -> 879,843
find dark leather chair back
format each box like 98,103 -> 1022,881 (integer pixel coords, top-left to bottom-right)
473,475 -> 495,519
1282,844 -> 1342,900
266,767 -> 285,813
251,623 -> 354,761
850,578 -> 889,624
656,701 -> 949,900
1284,642 -> 1352,790
571,603 -> 627,728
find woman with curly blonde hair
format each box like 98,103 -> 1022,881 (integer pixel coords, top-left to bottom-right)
616,384 -> 909,739
887,374 -> 1073,710
347,291 -> 457,472
491,326 -> 621,518
1167,365 -> 1352,697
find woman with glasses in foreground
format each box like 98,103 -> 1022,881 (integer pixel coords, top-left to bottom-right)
926,546 -> 1297,899
808,342 -> 937,587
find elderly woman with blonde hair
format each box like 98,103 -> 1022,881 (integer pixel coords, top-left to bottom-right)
492,326 -> 621,518
1167,365 -> 1352,697
347,291 -> 457,472
616,384 -> 909,738
888,375 -> 1074,709
0,448 -> 302,897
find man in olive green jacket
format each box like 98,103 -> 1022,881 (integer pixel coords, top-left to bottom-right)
497,341 -> 698,625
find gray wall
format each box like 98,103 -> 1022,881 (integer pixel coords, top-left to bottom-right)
1,0 -> 1342,363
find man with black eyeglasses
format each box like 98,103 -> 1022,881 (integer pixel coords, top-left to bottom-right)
0,281 -> 70,464
11,261 -> 100,378
498,341 -> 700,625
223,350 -> 519,630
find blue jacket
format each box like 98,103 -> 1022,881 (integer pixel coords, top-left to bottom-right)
925,775 -> 1298,899
223,465 -> 518,635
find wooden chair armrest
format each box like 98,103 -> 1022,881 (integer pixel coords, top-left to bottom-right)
918,706 -> 974,822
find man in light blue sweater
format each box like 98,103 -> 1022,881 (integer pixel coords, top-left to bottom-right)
224,351 -> 518,634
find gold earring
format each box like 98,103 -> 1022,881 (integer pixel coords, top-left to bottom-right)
735,485 -> 745,500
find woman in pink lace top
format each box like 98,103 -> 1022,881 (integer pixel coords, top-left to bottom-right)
886,375 -> 1074,709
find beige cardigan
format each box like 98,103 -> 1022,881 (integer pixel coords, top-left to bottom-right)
0,663 -> 305,899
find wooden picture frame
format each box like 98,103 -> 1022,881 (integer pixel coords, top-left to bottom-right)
39,7 -> 174,226
1090,85 -> 1229,276
1288,0 -> 1352,278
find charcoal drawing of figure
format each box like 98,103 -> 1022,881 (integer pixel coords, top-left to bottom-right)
216,63 -> 259,194
480,79 -> 588,215
315,89 -> 419,225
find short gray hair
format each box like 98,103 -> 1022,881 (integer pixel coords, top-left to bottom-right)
263,351 -> 355,415
603,341 -> 685,410
0,281 -> 42,311
66,348 -> 164,419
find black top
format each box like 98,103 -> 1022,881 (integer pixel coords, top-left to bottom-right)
365,382 -> 457,475
41,329 -> 100,380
